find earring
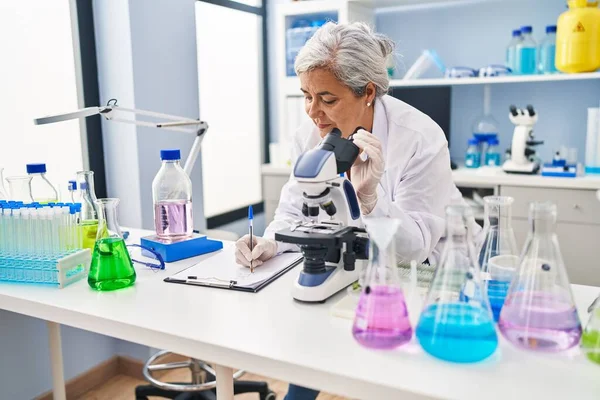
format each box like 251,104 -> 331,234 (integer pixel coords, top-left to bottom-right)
367,102 -> 371,107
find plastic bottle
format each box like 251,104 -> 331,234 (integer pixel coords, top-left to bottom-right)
152,149 -> 193,239
539,25 -> 558,74
26,163 -> 58,204
516,26 -> 537,75
484,138 -> 501,167
506,29 -> 522,72
465,138 -> 481,168
556,0 -> 600,73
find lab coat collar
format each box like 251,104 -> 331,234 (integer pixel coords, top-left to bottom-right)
371,97 -> 388,164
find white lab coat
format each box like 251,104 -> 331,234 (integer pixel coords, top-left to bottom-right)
264,95 -> 481,265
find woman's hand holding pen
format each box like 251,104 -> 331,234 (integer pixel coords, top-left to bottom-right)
235,235 -> 277,269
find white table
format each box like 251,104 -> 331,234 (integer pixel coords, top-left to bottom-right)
1,229 -> 599,400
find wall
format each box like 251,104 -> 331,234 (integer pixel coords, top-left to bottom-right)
94,0 -> 205,233
376,0 -> 600,163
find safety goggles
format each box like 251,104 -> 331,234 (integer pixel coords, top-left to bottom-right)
126,244 -> 165,271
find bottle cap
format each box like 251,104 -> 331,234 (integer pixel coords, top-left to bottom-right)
468,138 -> 479,145
546,25 -> 557,34
26,163 -> 47,174
160,149 -> 181,161
68,180 -> 77,190
520,26 -> 533,34
512,29 -> 521,37
488,138 -> 499,145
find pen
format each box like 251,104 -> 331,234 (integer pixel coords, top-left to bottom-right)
248,205 -> 254,273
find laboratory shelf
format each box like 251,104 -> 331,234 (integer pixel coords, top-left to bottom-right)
389,71 -> 600,88
283,72 -> 600,96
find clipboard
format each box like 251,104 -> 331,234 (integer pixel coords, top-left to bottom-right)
163,245 -> 303,293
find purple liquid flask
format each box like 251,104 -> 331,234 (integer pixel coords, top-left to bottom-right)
152,149 -> 193,239
498,201 -> 582,352
352,218 -> 413,350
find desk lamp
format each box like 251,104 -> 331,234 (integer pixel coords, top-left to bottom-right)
34,98 -> 223,261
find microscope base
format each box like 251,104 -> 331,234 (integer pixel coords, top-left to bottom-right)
292,265 -> 360,303
502,159 -> 540,174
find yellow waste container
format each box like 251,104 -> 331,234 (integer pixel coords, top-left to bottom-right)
556,0 -> 600,73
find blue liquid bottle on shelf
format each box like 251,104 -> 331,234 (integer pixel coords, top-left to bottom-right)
465,138 -> 481,168
539,25 -> 558,74
506,29 -> 522,72
485,138 -> 501,167
516,26 -> 537,75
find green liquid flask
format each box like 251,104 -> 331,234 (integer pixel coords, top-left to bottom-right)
77,171 -> 99,250
582,296 -> 600,365
88,198 -> 136,291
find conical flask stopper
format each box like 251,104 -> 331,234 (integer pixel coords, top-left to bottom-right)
352,217 -> 412,349
416,204 -> 498,363
499,202 -> 582,352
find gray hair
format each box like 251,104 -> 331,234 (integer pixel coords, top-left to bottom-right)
294,22 -> 395,98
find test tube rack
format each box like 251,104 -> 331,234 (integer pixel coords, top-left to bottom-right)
0,249 -> 91,288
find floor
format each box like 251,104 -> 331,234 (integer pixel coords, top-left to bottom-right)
80,369 -> 347,400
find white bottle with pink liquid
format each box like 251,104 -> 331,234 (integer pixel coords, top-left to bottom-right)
152,149 -> 193,239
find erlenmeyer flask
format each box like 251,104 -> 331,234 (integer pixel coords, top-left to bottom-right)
0,167 -> 8,200
88,198 -> 136,291
582,296 -> 600,365
478,196 -> 519,321
352,218 -> 412,349
498,202 -> 582,352
6,176 -> 34,202
416,204 -> 498,363
77,171 -> 99,250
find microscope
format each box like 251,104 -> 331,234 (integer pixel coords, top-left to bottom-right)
502,104 -> 544,174
275,128 -> 369,303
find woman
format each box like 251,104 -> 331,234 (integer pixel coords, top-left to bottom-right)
235,22 -> 479,399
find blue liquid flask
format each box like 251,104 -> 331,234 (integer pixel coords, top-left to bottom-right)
516,26 -> 537,75
506,29 -> 522,72
416,205 -> 498,363
539,25 -> 557,74
465,138 -> 481,168
477,196 -> 519,322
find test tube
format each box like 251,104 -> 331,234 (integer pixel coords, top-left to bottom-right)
30,207 -> 40,259
21,207 -> 30,256
0,206 -> 5,256
6,206 -> 15,257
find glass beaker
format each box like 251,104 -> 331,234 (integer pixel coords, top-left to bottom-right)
498,202 -> 582,352
478,196 -> 519,322
88,198 -> 136,291
352,218 -> 412,349
77,171 -> 99,250
582,295 -> 600,365
0,167 -> 8,200
6,176 -> 34,202
416,204 -> 498,363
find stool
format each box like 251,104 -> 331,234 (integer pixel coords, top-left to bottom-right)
135,350 -> 276,400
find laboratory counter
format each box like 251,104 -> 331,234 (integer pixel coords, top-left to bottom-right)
0,229 -> 599,400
